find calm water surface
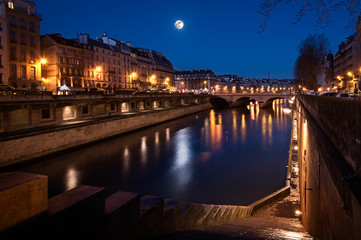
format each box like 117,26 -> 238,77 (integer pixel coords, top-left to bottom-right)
21,100 -> 291,205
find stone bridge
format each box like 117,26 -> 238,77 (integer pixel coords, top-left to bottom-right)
212,93 -> 293,107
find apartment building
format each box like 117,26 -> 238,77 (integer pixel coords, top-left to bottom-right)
174,69 -> 219,92
41,33 -> 174,92
0,0 -> 42,89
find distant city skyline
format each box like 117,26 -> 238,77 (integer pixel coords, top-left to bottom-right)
34,0 -> 353,79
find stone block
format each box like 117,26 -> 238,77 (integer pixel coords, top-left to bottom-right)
129,195 -> 164,238
201,204 -> 215,228
177,202 -> 195,231
0,172 -> 48,232
47,185 -> 105,239
192,203 -> 205,228
102,191 -> 140,240
208,206 -> 221,226
158,199 -> 181,234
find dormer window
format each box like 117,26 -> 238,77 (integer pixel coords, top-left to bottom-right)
8,1 -> 14,9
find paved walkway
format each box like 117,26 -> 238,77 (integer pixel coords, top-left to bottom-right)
150,148 -> 314,240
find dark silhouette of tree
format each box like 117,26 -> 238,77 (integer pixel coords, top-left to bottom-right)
258,0 -> 361,32
294,33 -> 330,91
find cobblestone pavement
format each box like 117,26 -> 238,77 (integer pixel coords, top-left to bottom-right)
151,147 -> 314,240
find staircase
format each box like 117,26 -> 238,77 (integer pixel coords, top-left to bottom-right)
0,172 -> 286,240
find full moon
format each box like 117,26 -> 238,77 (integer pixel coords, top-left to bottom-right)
175,20 -> 184,29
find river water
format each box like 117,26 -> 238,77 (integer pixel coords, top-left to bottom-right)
21,99 -> 292,205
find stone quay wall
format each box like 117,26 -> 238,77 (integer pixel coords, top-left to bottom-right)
0,102 -> 212,168
297,95 -> 361,240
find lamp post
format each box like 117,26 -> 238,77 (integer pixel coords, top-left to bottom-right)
131,72 -> 137,89
347,71 -> 359,93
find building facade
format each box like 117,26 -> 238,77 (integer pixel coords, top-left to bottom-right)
0,0 -> 42,89
174,69 -> 219,92
40,33 -> 174,93
332,18 -> 361,93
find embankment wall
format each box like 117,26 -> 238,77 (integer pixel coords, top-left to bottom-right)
0,103 -> 212,168
297,95 -> 361,240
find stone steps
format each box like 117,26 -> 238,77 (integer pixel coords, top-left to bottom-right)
0,173 -> 255,240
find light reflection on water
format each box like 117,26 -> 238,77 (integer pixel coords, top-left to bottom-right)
21,99 -> 292,205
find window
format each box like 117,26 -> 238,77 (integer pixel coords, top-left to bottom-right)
20,19 -> 26,29
30,50 -> 35,62
8,1 -> 14,9
9,16 -> 16,26
21,49 -> 26,61
0,55 -> 2,67
10,31 -> 16,42
29,21 -> 35,32
0,37 -> 2,48
20,34 -> 26,45
82,105 -> 88,114
10,64 -> 17,78
29,36 -> 35,46
42,109 -> 51,119
30,66 -> 36,80
111,103 -> 115,111
0,73 -> 3,84
21,65 -> 26,78
10,47 -> 16,60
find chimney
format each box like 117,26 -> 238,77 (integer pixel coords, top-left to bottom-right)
78,33 -> 89,45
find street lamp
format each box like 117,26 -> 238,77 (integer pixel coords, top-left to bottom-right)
347,72 -> 357,92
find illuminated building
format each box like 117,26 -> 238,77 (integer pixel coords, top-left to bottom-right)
0,0 -> 42,89
40,33 -> 174,92
174,69 -> 219,92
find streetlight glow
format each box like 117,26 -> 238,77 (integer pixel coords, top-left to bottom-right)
40,58 -> 47,64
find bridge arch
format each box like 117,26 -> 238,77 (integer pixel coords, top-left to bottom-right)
212,93 -> 293,108
262,96 -> 289,108
233,97 -> 258,107
209,96 -> 230,107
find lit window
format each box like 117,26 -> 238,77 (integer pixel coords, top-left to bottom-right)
8,1 -> 14,9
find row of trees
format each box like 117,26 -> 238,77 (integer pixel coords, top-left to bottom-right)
294,33 -> 329,91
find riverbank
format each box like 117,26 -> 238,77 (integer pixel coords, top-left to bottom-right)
0,102 -> 212,168
0,105 -> 308,239
150,110 -> 311,240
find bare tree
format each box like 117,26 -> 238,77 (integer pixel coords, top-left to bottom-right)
294,33 -> 329,91
258,0 -> 361,32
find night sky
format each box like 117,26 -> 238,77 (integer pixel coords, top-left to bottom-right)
34,0 -> 352,79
